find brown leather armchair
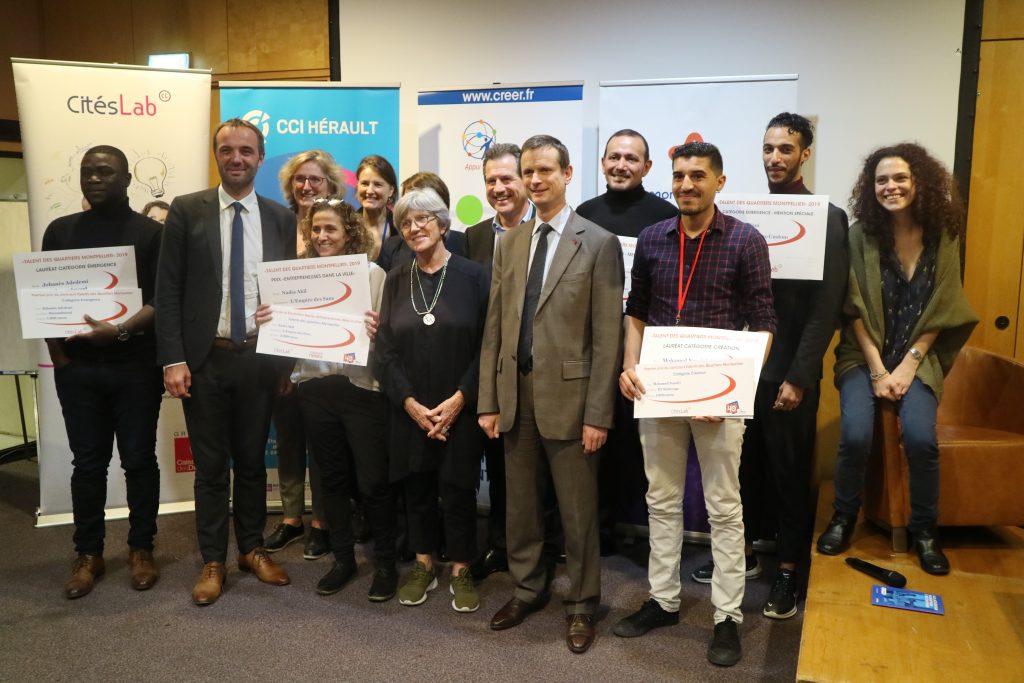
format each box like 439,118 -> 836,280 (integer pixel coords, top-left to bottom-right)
863,346 -> 1024,551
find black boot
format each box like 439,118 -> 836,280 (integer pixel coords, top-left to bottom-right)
317,553 -> 357,595
912,527 -> 949,575
815,512 -> 857,555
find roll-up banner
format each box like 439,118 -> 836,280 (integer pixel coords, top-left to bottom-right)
417,82 -> 584,231
219,82 -> 400,505
598,75 -> 799,197
12,58 -> 212,526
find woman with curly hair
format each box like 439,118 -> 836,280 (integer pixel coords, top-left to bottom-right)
816,143 -> 977,574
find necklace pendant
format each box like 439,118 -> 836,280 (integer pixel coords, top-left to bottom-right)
423,313 -> 436,326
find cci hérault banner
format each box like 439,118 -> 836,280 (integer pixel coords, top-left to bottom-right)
417,82 -> 584,231
598,76 -> 798,198
12,58 -> 211,526
219,82 -> 399,506
219,83 -> 400,206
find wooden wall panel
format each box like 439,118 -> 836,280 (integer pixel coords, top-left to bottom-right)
0,1 -> 43,121
982,0 -> 1024,41
963,40 -> 1024,358
40,0 -> 136,65
131,0 -> 229,74
226,0 -> 329,75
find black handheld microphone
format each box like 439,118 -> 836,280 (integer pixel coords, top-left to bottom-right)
845,557 -> 907,588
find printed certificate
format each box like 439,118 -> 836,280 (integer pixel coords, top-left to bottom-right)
256,307 -> 369,366
634,359 -> 755,418
639,326 -> 770,387
18,287 -> 143,339
716,193 -> 829,280
13,246 -> 138,290
619,236 -> 637,311
258,255 -> 371,316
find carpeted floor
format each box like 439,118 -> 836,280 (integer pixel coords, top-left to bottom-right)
0,458 -> 802,682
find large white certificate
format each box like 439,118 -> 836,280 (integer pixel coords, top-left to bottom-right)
619,236 -> 637,311
716,193 -> 829,280
639,326 -> 770,385
258,255 -> 371,316
13,246 -> 138,290
18,287 -> 143,339
256,307 -> 369,366
634,359 -> 755,418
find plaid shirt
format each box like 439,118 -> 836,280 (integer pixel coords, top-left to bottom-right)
625,207 -> 776,333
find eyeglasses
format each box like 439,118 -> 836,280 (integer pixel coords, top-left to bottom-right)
399,214 -> 438,231
294,175 -> 327,187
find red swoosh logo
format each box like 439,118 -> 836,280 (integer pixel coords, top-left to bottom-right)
47,301 -> 129,325
766,221 -> 806,247
104,272 -> 119,289
298,282 -> 352,310
283,328 -> 356,349
653,374 -> 737,404
667,133 -> 705,159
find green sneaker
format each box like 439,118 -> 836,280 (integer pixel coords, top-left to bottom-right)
450,566 -> 479,613
398,561 -> 437,606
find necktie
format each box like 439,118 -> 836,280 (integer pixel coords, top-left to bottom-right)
230,202 -> 246,345
517,223 -> 553,373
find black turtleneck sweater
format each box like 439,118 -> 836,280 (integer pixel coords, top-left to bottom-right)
576,183 -> 678,238
41,199 -> 163,365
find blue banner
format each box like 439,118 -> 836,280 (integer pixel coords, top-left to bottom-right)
418,84 -> 583,106
219,85 -> 400,204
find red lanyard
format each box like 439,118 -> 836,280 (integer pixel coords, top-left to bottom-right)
676,219 -> 709,325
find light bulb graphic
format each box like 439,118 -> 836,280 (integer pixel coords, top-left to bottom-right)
134,157 -> 168,197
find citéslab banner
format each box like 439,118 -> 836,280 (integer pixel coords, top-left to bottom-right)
219,83 -> 400,504
417,82 -> 584,231
13,58 -> 211,526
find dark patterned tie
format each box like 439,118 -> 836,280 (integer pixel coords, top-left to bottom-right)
517,223 -> 553,373
230,202 -> 246,345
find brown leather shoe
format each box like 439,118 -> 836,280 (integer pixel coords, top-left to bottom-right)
129,549 -> 159,591
192,561 -> 226,606
64,553 -> 105,599
490,594 -> 549,631
566,613 -> 596,653
238,547 -> 290,586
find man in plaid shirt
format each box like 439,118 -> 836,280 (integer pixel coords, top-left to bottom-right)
613,142 -> 776,668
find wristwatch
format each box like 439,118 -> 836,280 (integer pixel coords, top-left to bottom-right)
908,347 -> 923,362
116,323 -> 131,342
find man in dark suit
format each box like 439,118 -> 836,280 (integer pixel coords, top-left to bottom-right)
479,135 -> 623,653
156,118 -> 296,605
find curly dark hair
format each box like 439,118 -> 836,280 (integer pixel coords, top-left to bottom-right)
849,142 -> 964,251
307,197 -> 373,258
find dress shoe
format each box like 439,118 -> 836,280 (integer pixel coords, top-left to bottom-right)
708,617 -> 741,666
238,547 -> 291,586
316,557 -> 357,595
816,512 -> 857,555
64,553 -> 105,599
469,548 -> 509,581
566,614 -> 596,653
613,598 -> 679,637
303,527 -> 330,560
128,549 -> 159,591
192,561 -> 226,606
264,522 -> 304,553
490,594 -> 550,631
912,528 -> 950,575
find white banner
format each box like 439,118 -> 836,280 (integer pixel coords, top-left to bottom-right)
417,82 -> 584,230
598,75 -> 798,199
13,58 -> 211,526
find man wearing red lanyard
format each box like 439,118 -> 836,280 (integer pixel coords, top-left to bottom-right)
614,142 -> 776,667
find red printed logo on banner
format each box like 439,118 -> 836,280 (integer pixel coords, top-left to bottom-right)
667,132 -> 705,160
174,435 -> 195,473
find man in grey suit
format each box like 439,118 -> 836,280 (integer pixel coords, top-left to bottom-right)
479,135 -> 623,653
156,118 -> 296,605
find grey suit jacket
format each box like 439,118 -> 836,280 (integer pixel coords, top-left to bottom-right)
478,210 -> 624,440
155,187 -> 296,369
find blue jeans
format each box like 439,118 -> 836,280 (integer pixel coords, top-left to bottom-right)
833,366 -> 940,532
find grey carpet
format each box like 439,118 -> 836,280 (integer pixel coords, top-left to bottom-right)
0,458 -> 801,682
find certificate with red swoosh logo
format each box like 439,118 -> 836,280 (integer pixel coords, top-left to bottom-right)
258,255 -> 371,317
633,359 -> 754,418
256,307 -> 368,365
13,246 -> 138,290
716,193 -> 829,280
17,287 -> 142,338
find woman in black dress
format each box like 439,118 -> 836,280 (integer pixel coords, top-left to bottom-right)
375,188 -> 489,613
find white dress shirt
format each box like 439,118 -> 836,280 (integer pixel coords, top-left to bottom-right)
216,185 -> 263,339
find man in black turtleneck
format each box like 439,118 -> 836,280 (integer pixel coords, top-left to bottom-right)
577,130 -> 677,554
42,145 -> 164,600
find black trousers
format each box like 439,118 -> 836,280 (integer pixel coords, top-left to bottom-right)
298,375 -> 396,564
404,470 -> 476,564
182,347 -> 277,563
54,360 -> 163,555
739,380 -> 819,564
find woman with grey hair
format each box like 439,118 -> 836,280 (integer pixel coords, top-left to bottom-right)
374,188 -> 490,613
